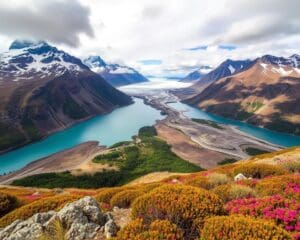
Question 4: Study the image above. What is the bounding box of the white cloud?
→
[0,0,299,77]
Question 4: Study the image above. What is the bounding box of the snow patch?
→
[228,65,235,74]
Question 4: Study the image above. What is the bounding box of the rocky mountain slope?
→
[185,54,300,135]
[0,40,132,152]
[83,56,148,86]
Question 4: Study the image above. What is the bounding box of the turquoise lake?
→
[0,98,163,175]
[169,102,300,148]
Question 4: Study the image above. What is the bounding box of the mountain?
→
[83,56,148,86]
[0,40,132,152]
[190,59,255,92]
[180,66,212,82]
[185,54,300,135]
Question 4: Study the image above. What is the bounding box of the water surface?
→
[169,101,300,147]
[0,98,163,174]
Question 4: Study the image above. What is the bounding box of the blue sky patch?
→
[138,59,162,65]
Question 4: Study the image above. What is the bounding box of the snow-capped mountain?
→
[190,59,255,92]
[0,40,131,152]
[180,66,212,82]
[0,40,89,82]
[185,54,300,135]
[83,56,148,86]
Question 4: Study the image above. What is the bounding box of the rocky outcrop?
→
[0,196,119,240]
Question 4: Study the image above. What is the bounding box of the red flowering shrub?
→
[235,178,258,188]
[201,215,293,240]
[131,185,224,238]
[226,195,300,236]
[114,219,184,240]
[256,174,300,197]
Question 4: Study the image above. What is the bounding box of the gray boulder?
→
[0,196,115,240]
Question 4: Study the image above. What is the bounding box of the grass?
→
[192,118,223,129]
[109,141,132,148]
[245,147,270,156]
[12,126,202,188]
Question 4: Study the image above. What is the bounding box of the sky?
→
[0,0,299,77]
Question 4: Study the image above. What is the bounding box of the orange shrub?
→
[255,174,300,197]
[113,218,183,240]
[186,175,212,189]
[0,192,19,217]
[131,185,224,238]
[94,187,126,204]
[0,195,79,228]
[201,215,293,240]
[110,190,143,208]
[232,163,287,179]
[212,184,256,202]
[136,182,162,193]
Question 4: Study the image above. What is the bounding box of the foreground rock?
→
[0,196,118,240]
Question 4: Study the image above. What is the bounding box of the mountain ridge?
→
[184,54,300,135]
[0,40,132,152]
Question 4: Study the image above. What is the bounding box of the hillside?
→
[0,146,299,239]
[0,40,132,152]
[185,55,300,135]
[83,56,149,86]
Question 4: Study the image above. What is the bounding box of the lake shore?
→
[0,142,107,184]
[130,90,281,164]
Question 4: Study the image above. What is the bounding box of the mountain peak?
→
[84,56,106,68]
[9,40,48,50]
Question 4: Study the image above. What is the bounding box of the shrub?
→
[186,176,212,190]
[94,187,127,204]
[186,173,231,190]
[136,182,162,193]
[131,185,224,238]
[113,218,184,240]
[278,160,300,173]
[235,178,258,188]
[0,192,19,217]
[201,215,293,240]
[110,190,143,208]
[255,174,300,197]
[232,163,287,179]
[207,173,231,187]
[226,195,300,235]
[213,184,256,202]
[0,195,78,228]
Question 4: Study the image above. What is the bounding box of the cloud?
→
[0,0,94,47]
[203,0,300,45]
[0,0,298,78]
